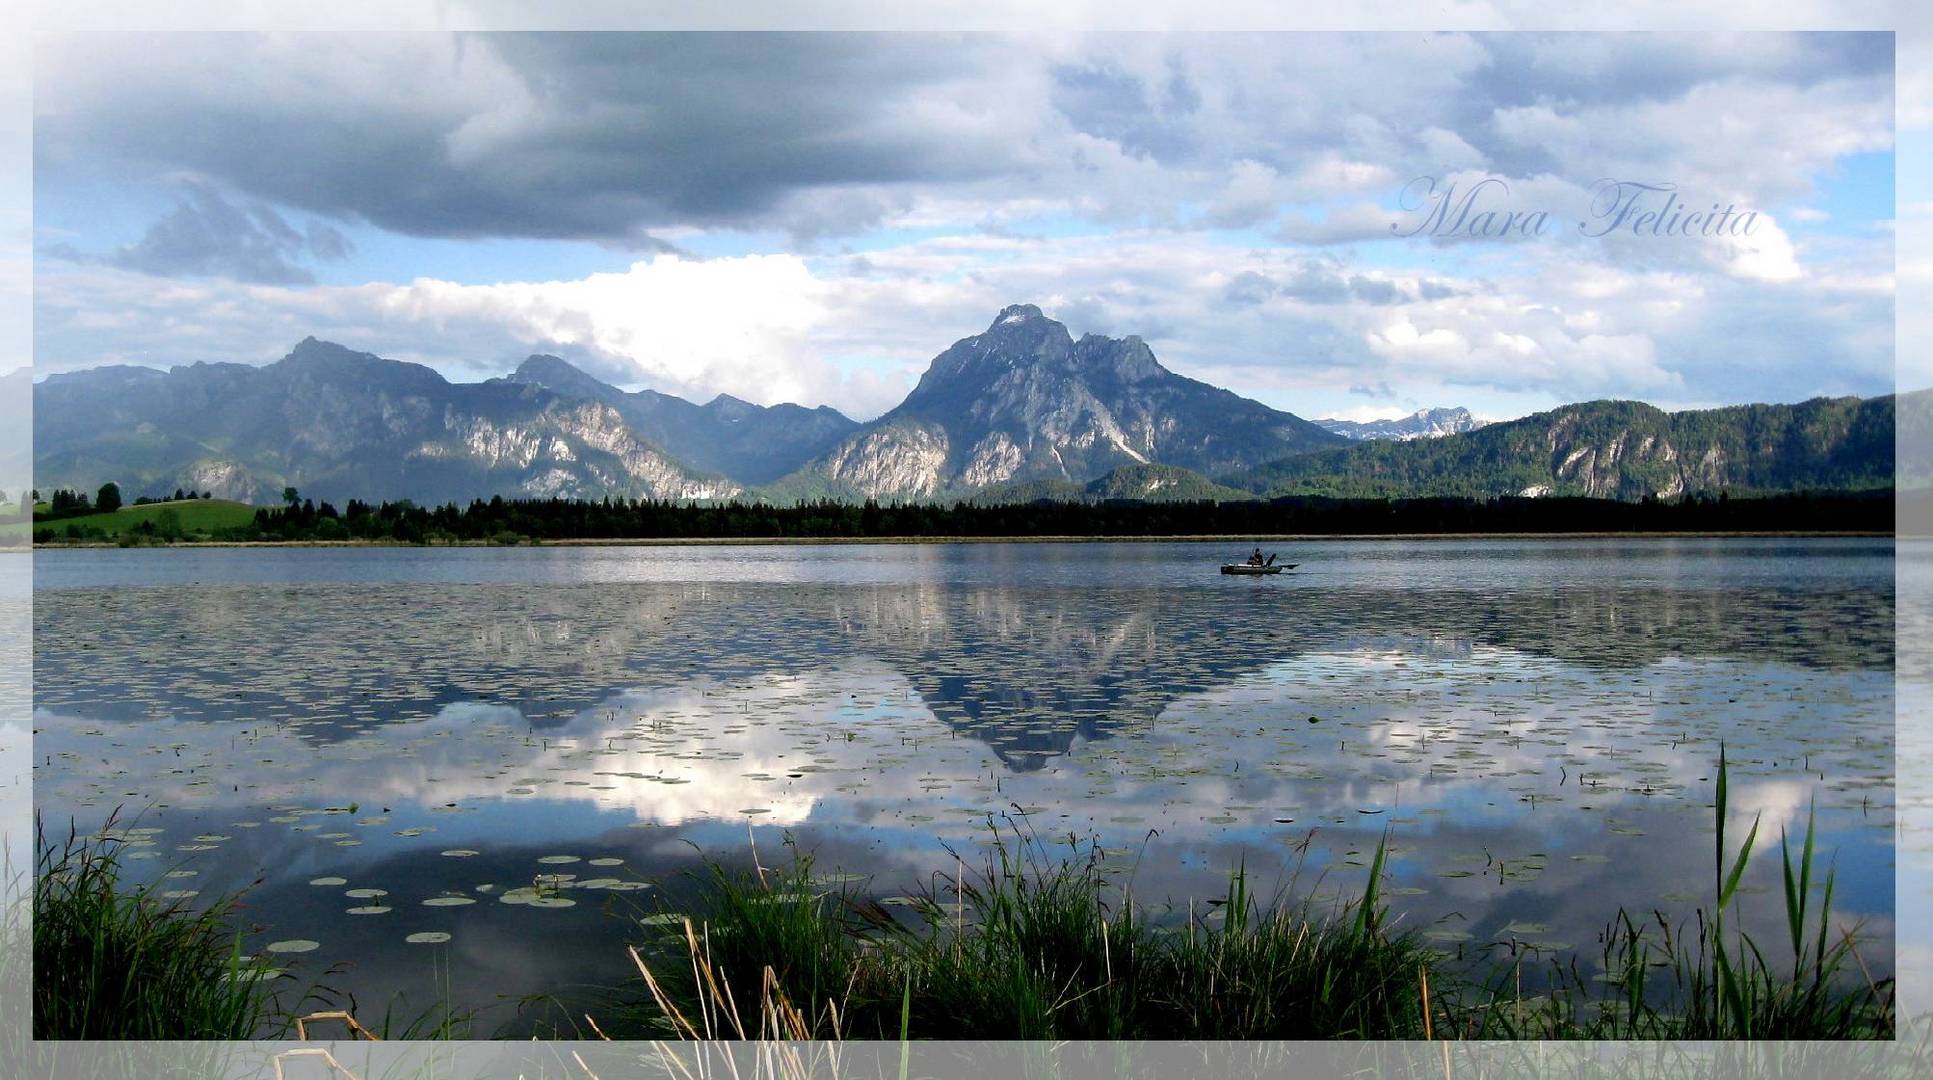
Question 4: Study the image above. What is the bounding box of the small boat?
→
[1221,563,1296,575]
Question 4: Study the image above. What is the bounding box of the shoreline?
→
[22,529,1894,549]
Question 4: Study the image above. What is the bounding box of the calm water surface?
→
[32,539,1896,1034]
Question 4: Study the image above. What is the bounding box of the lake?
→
[31,538,1896,1035]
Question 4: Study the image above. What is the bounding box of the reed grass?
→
[1458,746,1894,1040]
[620,823,1433,1041]
[619,752,1893,1042]
[31,814,277,1040]
[25,746,1895,1043]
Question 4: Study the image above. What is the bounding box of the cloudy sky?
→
[32,30,1895,423]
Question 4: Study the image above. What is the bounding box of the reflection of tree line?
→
[37,578,1891,765]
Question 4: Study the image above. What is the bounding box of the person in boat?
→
[1247,547,1266,566]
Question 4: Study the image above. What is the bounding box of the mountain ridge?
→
[30,309,1901,507]
[1230,395,1896,500]
[34,340,742,505]
[767,304,1345,500]
[1316,407,1488,441]
[503,354,858,484]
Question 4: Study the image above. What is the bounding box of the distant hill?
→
[1315,407,1488,441]
[1230,395,1895,500]
[768,304,1344,501]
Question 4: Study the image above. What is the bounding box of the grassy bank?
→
[614,753,1892,1042]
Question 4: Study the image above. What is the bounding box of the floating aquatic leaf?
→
[265,939,320,954]
[405,932,452,945]
[223,968,284,984]
[812,872,867,885]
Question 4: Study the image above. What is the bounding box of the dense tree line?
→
[76,489,1892,544]
[131,489,215,506]
[33,485,124,521]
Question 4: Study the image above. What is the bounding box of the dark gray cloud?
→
[37,33,1036,245]
[1050,52,1203,163]
[45,183,352,284]
[1452,32,1893,183]
[34,31,1893,248]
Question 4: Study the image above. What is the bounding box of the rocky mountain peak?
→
[283,336,373,364]
[990,303,1047,327]
[788,304,1345,500]
[976,304,1073,350]
[272,337,446,394]
[512,354,619,402]
[1315,405,1490,441]
[515,353,575,377]
[704,393,758,422]
[1075,332,1165,383]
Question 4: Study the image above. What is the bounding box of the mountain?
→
[34,321,1899,510]
[968,463,1251,505]
[1315,407,1488,441]
[770,305,1344,500]
[33,339,741,505]
[1230,396,1894,500]
[1,367,28,499]
[504,355,857,485]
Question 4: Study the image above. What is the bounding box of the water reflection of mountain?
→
[34,575,1890,766]
[828,581,1890,766]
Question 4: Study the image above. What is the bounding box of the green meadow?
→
[34,499,257,540]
